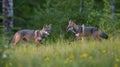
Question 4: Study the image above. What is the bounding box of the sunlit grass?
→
[2,35,120,67]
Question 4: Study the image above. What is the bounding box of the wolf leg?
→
[34,39,43,46]
[71,36,82,42]
[13,34,21,45]
[93,32,100,41]
[70,36,77,41]
[23,38,28,47]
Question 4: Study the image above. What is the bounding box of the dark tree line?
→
[1,0,120,39]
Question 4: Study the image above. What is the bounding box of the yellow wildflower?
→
[80,53,88,58]
[69,54,74,60]
[115,58,120,62]
[114,64,118,67]
[31,46,35,51]
[89,56,93,60]
[64,60,68,64]
[117,42,120,44]
[5,63,9,67]
[110,37,113,42]
[102,50,106,53]
[44,56,50,62]
[64,54,74,64]
[92,41,96,45]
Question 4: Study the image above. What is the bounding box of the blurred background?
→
[1,0,120,40]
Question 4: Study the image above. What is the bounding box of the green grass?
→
[2,36,120,67]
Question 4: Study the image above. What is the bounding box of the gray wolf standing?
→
[66,20,108,41]
[9,24,51,46]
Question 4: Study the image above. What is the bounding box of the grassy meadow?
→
[1,35,120,67]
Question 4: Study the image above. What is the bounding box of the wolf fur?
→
[9,24,51,46]
[66,20,108,41]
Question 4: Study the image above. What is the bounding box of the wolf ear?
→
[69,20,72,24]
[48,24,51,29]
[95,25,99,28]
[45,24,48,27]
[42,24,47,29]
[48,24,51,27]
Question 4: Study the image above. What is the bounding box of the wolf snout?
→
[66,27,70,32]
[66,28,68,32]
[45,31,50,35]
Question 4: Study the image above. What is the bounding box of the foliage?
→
[13,0,120,38]
[0,32,10,67]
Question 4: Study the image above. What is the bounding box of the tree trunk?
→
[2,0,13,36]
[79,0,82,13]
[110,0,115,17]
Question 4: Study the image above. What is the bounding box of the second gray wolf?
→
[66,20,108,41]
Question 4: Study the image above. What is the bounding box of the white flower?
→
[2,53,7,59]
[4,45,8,48]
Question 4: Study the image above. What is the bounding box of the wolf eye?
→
[46,30,50,32]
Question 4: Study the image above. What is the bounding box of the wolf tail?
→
[8,33,18,45]
[99,31,108,39]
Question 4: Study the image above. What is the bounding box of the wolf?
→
[66,20,108,41]
[9,24,51,46]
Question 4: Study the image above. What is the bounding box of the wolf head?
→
[41,24,51,36]
[66,20,76,32]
